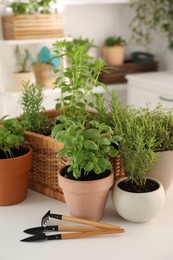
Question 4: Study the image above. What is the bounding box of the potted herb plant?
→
[52,115,122,221]
[1,0,64,40]
[109,92,165,222]
[101,36,126,66]
[18,81,65,202]
[13,45,33,91]
[0,117,32,206]
[32,46,60,88]
[52,39,106,119]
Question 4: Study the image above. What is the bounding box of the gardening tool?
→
[21,228,124,242]
[24,225,101,235]
[41,210,124,231]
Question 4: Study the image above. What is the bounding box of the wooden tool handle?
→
[62,215,124,231]
[61,228,124,240]
[59,225,101,232]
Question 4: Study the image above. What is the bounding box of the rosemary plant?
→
[19,81,49,134]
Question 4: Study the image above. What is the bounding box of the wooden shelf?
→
[0,37,72,45]
[61,0,130,5]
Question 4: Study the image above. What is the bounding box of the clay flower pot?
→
[0,145,32,206]
[32,63,56,88]
[101,45,125,66]
[58,167,114,221]
[147,151,173,191]
[112,177,165,223]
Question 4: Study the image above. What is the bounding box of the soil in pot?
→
[0,146,29,159]
[61,165,110,181]
[118,178,159,193]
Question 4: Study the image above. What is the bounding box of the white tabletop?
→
[0,183,173,260]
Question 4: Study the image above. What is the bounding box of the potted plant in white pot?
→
[13,45,33,91]
[51,115,122,221]
[101,36,126,66]
[0,117,32,206]
[110,93,165,223]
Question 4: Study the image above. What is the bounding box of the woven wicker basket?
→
[25,109,124,202]
[25,109,67,202]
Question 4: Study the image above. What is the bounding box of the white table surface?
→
[0,182,173,260]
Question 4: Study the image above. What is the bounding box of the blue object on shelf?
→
[38,47,60,68]
[132,52,154,62]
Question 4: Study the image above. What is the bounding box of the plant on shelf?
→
[101,36,126,66]
[52,39,106,120]
[13,45,33,91]
[109,92,167,222]
[51,114,122,220]
[130,0,173,50]
[19,81,50,135]
[0,117,32,206]
[1,0,64,40]
[8,0,53,14]
[32,46,60,88]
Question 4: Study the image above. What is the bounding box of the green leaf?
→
[51,124,64,137]
[83,140,98,150]
[99,137,111,146]
[84,162,94,172]
[84,128,99,139]
[108,147,118,157]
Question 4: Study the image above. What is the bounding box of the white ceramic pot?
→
[112,178,165,223]
[147,151,173,191]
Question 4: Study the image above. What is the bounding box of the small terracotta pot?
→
[101,45,125,66]
[32,63,55,88]
[58,168,114,221]
[0,145,32,206]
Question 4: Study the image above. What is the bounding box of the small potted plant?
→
[101,36,126,66]
[32,46,60,88]
[13,45,33,91]
[0,117,32,206]
[52,115,122,221]
[1,0,64,40]
[109,93,166,222]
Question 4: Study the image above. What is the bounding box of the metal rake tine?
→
[41,210,51,226]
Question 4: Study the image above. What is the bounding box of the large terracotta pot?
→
[0,145,32,206]
[58,168,114,221]
[112,177,165,223]
[101,45,125,66]
[147,151,173,191]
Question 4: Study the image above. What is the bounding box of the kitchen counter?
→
[0,183,173,260]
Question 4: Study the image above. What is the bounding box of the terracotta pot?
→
[147,151,173,191]
[0,145,32,206]
[58,168,114,221]
[112,177,165,223]
[32,63,56,88]
[101,45,125,66]
[13,72,33,91]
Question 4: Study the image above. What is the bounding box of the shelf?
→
[0,37,72,45]
[61,0,130,4]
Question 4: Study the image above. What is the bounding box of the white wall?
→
[63,4,173,71]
